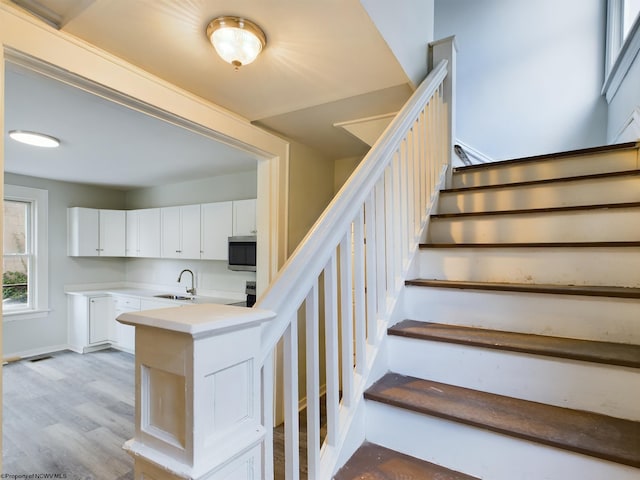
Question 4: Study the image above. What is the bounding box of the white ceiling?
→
[5,0,414,189]
[4,63,259,190]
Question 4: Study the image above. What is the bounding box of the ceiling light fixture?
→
[206,16,266,70]
[8,130,60,148]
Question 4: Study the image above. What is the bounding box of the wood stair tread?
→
[420,241,640,248]
[452,142,639,173]
[333,442,479,480]
[405,279,640,299]
[430,201,640,219]
[443,169,640,194]
[389,320,640,368]
[365,373,640,468]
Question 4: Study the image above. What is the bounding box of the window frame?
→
[3,184,49,321]
[603,0,640,101]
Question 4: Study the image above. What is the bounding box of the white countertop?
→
[65,286,243,307]
[118,303,275,336]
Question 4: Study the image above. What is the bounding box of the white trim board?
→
[603,11,640,103]
[454,140,493,166]
[613,106,640,142]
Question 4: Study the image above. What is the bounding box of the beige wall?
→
[287,141,336,256]
[334,155,365,193]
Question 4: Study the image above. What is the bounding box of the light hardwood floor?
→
[3,349,135,479]
[3,349,322,479]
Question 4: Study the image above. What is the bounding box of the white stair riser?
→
[440,175,640,214]
[453,150,639,188]
[428,208,640,243]
[418,247,640,287]
[388,337,640,420]
[403,287,640,344]
[366,401,640,480]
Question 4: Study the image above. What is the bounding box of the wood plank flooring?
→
[3,349,317,479]
[3,349,135,479]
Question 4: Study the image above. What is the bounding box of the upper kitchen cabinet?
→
[201,201,232,260]
[161,204,201,259]
[126,208,161,258]
[232,199,257,236]
[68,207,126,257]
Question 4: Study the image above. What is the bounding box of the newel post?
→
[429,36,457,188]
[117,304,275,480]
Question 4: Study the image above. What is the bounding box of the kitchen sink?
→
[154,293,194,301]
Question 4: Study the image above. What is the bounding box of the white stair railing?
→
[258,37,457,480]
[118,37,456,480]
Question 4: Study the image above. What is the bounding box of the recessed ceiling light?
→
[8,130,60,148]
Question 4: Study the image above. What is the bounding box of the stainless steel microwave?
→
[228,236,257,271]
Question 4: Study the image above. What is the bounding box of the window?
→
[3,185,48,319]
[606,0,640,73]
[604,0,640,100]
[623,0,640,39]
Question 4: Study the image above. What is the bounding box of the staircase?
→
[335,142,640,479]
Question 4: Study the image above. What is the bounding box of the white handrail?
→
[257,60,448,351]
[256,38,456,479]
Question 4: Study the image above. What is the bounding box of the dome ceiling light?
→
[206,16,266,70]
[9,130,60,148]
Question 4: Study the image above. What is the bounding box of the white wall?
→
[435,0,608,160]
[3,173,127,357]
[125,170,257,208]
[361,0,435,87]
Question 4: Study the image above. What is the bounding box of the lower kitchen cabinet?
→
[68,294,114,353]
[112,295,141,353]
[69,292,190,354]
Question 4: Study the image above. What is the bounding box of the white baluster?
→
[324,253,340,447]
[262,354,275,480]
[365,193,378,346]
[283,317,299,480]
[339,234,355,406]
[305,285,321,479]
[353,209,366,372]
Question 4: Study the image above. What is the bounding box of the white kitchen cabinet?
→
[113,295,141,353]
[89,296,112,344]
[126,208,161,258]
[161,204,201,259]
[68,294,113,353]
[68,207,126,257]
[201,201,233,260]
[232,199,257,236]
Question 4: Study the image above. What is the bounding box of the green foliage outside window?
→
[3,270,28,302]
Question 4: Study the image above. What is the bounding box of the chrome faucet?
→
[177,269,196,296]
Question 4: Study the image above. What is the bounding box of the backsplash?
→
[125,257,256,298]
